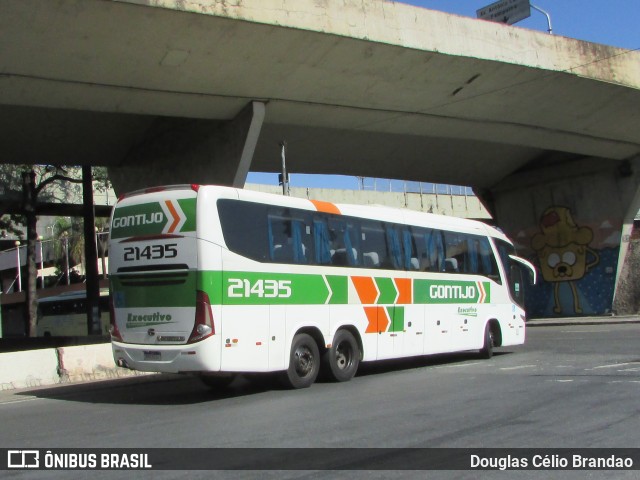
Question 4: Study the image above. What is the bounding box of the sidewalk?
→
[527,315,640,327]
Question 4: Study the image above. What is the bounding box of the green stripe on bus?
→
[111,198,196,239]
[178,198,197,233]
[326,275,348,304]
[413,280,490,304]
[110,272,197,308]
[204,272,490,306]
[387,306,405,332]
[375,277,397,304]
[211,271,332,305]
[118,270,494,308]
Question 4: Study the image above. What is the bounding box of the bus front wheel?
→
[282,333,320,389]
[323,329,360,382]
[479,323,495,359]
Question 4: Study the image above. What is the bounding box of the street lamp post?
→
[14,240,21,292]
[38,235,44,289]
[63,234,70,285]
[531,3,553,34]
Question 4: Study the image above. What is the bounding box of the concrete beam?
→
[109,101,265,195]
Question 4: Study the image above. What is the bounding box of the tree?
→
[0,164,110,337]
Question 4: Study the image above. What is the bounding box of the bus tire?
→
[282,333,320,389]
[479,323,494,359]
[323,329,360,382]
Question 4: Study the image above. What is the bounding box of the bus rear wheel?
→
[282,333,320,389]
[323,329,360,382]
[479,323,495,359]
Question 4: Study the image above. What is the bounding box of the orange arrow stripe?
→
[165,200,181,233]
[394,278,412,304]
[477,281,486,303]
[364,307,378,333]
[364,306,389,333]
[352,276,378,304]
[310,199,341,215]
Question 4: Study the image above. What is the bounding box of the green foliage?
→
[0,164,110,237]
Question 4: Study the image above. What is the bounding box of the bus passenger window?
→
[444,232,468,273]
[268,215,309,264]
[384,225,403,270]
[360,221,387,269]
[328,218,359,267]
[424,229,445,272]
[313,218,332,265]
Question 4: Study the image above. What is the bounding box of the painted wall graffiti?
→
[531,207,599,314]
[521,206,619,317]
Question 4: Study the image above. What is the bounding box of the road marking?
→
[559,330,611,334]
[0,396,37,405]
[587,362,634,370]
[499,365,536,371]
[555,379,574,383]
[435,362,482,369]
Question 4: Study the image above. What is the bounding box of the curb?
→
[0,343,138,391]
[527,317,640,327]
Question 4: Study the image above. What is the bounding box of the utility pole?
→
[280,141,290,196]
[82,165,101,335]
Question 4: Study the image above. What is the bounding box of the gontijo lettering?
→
[112,212,164,229]
[430,284,476,299]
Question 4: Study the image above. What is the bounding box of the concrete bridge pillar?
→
[108,101,265,195]
[490,156,640,318]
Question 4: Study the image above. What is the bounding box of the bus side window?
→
[327,218,358,267]
[444,232,467,273]
[360,220,387,269]
[268,213,310,265]
[509,262,525,307]
[424,229,445,272]
[384,224,403,270]
[313,217,332,265]
[402,228,419,271]
[218,199,270,262]
[479,237,501,283]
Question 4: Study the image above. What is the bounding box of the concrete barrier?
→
[0,348,59,390]
[0,343,144,390]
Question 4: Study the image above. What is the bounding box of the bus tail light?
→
[189,290,215,343]
[109,295,123,342]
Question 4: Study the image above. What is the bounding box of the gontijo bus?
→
[108,185,536,389]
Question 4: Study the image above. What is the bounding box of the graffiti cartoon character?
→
[531,206,599,314]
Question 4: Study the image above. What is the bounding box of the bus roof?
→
[38,288,110,304]
[116,184,509,244]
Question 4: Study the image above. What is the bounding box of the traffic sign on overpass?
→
[477,0,531,25]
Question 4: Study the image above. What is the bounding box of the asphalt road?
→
[2,323,639,479]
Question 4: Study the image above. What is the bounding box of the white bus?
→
[37,289,110,337]
[108,185,535,388]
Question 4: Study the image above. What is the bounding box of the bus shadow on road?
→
[15,373,278,406]
[18,351,513,406]
[353,350,512,378]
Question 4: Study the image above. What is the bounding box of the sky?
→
[247,0,639,191]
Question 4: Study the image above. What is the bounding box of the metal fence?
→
[357,178,474,196]
[0,231,109,293]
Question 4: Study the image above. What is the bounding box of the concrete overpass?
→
[1,0,640,317]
